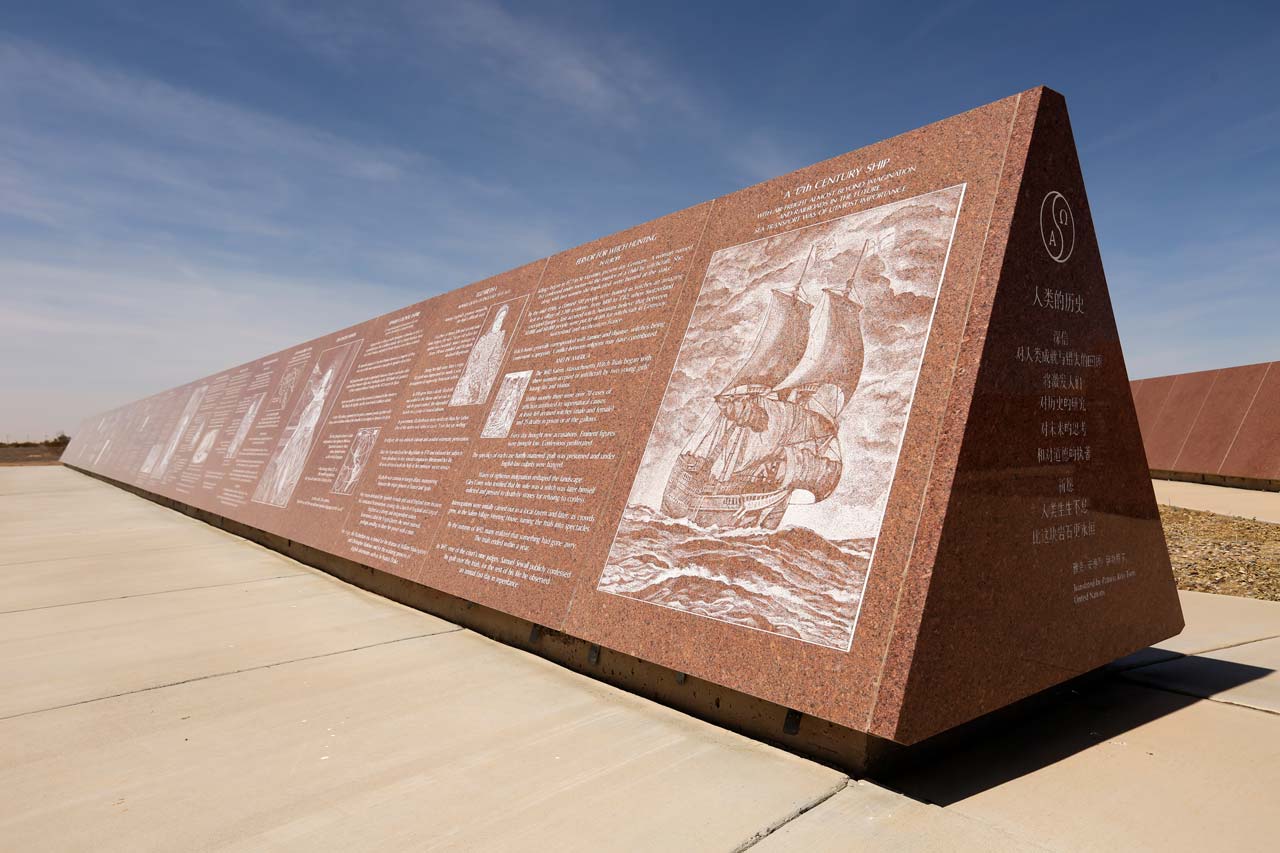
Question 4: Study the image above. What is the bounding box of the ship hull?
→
[662,455,791,530]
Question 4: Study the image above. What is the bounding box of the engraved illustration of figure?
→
[153,385,207,479]
[480,370,533,438]
[253,367,334,507]
[224,393,263,460]
[139,443,163,475]
[191,429,219,465]
[331,426,379,495]
[269,366,301,411]
[449,303,511,406]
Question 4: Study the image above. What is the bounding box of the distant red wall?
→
[1131,361,1280,486]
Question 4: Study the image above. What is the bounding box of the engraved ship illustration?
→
[661,243,868,530]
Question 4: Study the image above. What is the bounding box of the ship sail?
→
[718,398,835,475]
[776,289,865,417]
[778,445,842,502]
[720,289,811,394]
[661,240,869,531]
[768,397,835,445]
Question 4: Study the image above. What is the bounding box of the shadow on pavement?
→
[871,655,1271,806]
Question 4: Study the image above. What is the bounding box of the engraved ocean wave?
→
[599,506,872,650]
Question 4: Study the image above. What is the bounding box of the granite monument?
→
[64,87,1183,744]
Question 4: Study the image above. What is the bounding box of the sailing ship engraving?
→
[662,243,868,530]
[598,186,966,650]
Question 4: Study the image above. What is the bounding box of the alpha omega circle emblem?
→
[1039,191,1075,263]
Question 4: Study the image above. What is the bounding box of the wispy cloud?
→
[257,0,701,129]
[1108,223,1280,378]
[4,2,1276,443]
[0,35,572,271]
[0,37,442,259]
[0,40,413,177]
[727,130,811,184]
[0,249,415,438]
[429,0,699,126]
[1083,31,1280,157]
[0,34,569,436]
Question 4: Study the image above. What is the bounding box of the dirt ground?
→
[1160,504,1280,602]
[0,445,65,466]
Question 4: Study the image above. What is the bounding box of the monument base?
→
[1151,468,1280,493]
[64,460,1124,775]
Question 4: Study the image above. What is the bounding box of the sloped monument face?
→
[63,87,1183,744]
[1132,361,1280,487]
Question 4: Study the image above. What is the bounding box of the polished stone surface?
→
[61,87,1180,743]
[1168,363,1269,475]
[1221,363,1280,480]
[1132,361,1279,482]
[1143,370,1218,470]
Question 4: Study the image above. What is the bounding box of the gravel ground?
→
[1160,504,1280,602]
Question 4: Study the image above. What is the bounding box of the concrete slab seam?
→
[0,572,310,615]
[1117,680,1280,718]
[0,540,251,570]
[0,628,462,723]
[733,778,852,851]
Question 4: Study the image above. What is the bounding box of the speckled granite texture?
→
[64,87,1182,743]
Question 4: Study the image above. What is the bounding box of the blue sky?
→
[2,1,1277,438]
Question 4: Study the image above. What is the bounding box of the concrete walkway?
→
[1152,477,1280,523]
[2,466,1278,851]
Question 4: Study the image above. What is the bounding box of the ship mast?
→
[844,239,870,299]
[793,244,819,298]
[773,239,868,425]
[707,242,825,482]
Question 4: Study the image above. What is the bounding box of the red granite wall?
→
[61,87,1183,743]
[1131,362,1280,488]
